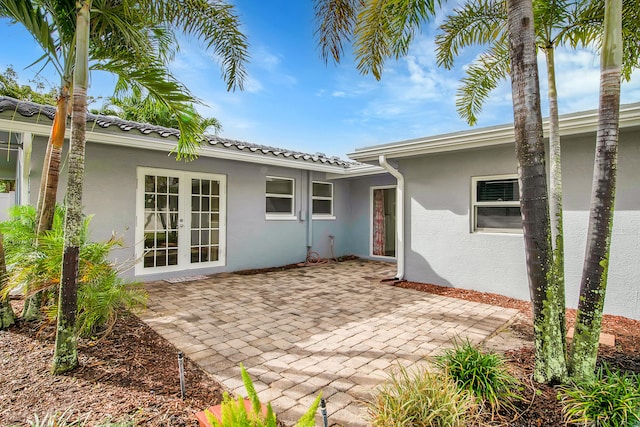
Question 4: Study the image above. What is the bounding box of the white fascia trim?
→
[349,103,640,162]
[326,163,387,180]
[0,118,349,174]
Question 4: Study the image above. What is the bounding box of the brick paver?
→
[140,260,518,426]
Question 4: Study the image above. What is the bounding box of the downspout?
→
[19,132,32,206]
[378,155,404,280]
[306,170,313,260]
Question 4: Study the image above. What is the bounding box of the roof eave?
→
[349,103,640,162]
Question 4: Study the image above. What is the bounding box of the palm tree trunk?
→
[506,0,566,384]
[37,85,70,235]
[568,0,622,382]
[52,0,91,375]
[0,232,16,329]
[544,45,567,355]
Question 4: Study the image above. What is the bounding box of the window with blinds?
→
[471,175,522,232]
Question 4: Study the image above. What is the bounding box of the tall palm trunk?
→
[506,0,566,384]
[52,0,91,374]
[0,232,16,329]
[544,45,567,354]
[569,0,622,382]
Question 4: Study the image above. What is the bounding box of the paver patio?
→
[140,260,519,426]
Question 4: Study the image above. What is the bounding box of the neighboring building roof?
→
[0,96,366,172]
[349,102,640,162]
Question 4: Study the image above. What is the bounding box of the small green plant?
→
[0,205,147,338]
[368,364,476,427]
[205,364,321,427]
[435,339,521,413]
[559,364,640,427]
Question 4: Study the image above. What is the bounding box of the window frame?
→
[265,176,296,220]
[312,181,335,220]
[471,174,522,234]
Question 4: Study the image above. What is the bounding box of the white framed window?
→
[266,176,296,220]
[312,181,334,219]
[471,175,522,233]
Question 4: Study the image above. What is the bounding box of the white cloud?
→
[332,91,346,97]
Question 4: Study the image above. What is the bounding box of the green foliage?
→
[558,364,640,427]
[92,90,222,135]
[0,67,58,105]
[205,364,321,427]
[0,205,146,338]
[368,364,476,427]
[435,339,521,413]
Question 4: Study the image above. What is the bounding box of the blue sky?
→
[2,1,640,159]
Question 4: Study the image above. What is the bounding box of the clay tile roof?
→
[0,96,355,168]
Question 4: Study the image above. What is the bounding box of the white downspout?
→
[378,155,404,280]
[19,132,32,206]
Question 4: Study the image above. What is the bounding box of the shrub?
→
[435,339,521,413]
[368,364,476,427]
[559,364,640,427]
[0,205,146,337]
[205,364,321,427]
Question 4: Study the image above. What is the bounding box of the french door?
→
[135,167,226,274]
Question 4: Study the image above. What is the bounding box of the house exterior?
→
[349,104,640,321]
[0,96,638,319]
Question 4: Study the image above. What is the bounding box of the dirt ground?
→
[1,273,639,426]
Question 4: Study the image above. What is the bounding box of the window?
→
[471,175,521,232]
[266,176,295,218]
[312,181,334,218]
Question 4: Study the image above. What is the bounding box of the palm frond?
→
[140,0,249,91]
[0,0,63,75]
[354,0,441,79]
[315,0,363,64]
[93,59,203,159]
[456,43,510,126]
[436,0,507,69]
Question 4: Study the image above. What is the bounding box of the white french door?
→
[135,167,226,275]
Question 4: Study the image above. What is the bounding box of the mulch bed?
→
[1,300,223,426]
[1,273,639,426]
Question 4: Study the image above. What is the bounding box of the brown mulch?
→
[1,274,639,427]
[1,300,224,426]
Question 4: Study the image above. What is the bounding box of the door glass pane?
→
[142,174,179,269]
[145,175,155,192]
[157,176,167,193]
[191,179,222,264]
[192,179,200,195]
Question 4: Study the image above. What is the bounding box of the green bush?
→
[368,364,476,427]
[0,205,146,337]
[206,364,321,427]
[559,364,640,427]
[435,339,521,413]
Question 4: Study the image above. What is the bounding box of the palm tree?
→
[52,0,91,374]
[93,91,223,135]
[1,0,248,235]
[568,0,622,381]
[1,0,248,323]
[315,0,563,384]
